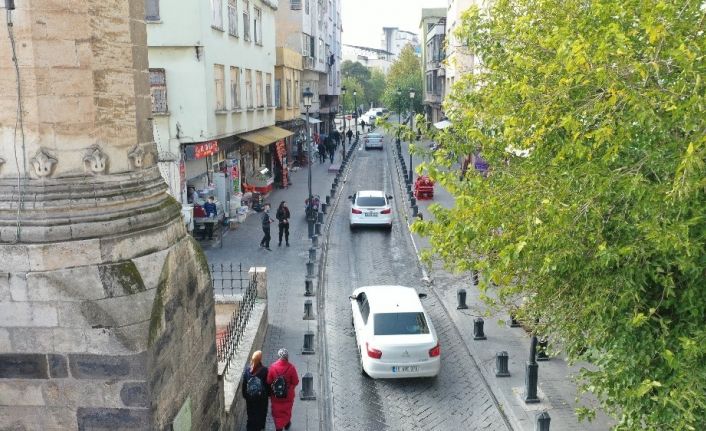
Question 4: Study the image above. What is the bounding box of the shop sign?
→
[194,141,219,159]
[179,159,186,190]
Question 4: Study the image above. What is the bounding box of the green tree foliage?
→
[342,60,387,107]
[341,76,365,113]
[341,60,371,83]
[367,69,387,107]
[415,1,706,429]
[382,45,424,113]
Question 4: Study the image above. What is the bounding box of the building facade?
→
[420,9,447,123]
[274,47,303,179]
[342,44,393,74]
[147,0,290,208]
[445,0,483,102]
[381,27,421,59]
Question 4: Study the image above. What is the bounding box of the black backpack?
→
[246,375,265,399]
[271,374,288,399]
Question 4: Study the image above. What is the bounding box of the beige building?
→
[274,47,304,176]
[420,8,447,123]
[445,0,485,102]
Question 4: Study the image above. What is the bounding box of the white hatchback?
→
[348,190,393,230]
[364,133,384,150]
[350,285,441,379]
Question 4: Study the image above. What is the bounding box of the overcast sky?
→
[341,0,447,48]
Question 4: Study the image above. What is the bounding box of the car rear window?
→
[374,312,429,335]
[356,196,386,206]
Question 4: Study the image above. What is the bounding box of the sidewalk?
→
[395,136,614,431]
[204,154,339,431]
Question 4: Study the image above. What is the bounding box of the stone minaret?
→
[0,1,221,429]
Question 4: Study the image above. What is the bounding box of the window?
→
[294,80,299,106]
[253,7,262,44]
[243,0,250,40]
[211,0,223,30]
[374,312,430,336]
[230,67,240,109]
[318,38,324,63]
[286,79,292,107]
[214,65,225,110]
[145,0,160,21]
[275,79,281,108]
[149,69,167,113]
[290,0,302,10]
[356,294,369,324]
[256,71,263,107]
[265,73,272,106]
[245,69,253,108]
[302,33,311,57]
[355,196,387,207]
[228,0,238,36]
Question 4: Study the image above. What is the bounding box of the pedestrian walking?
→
[267,348,299,431]
[242,350,269,431]
[201,196,217,240]
[259,203,274,250]
[276,201,290,247]
[360,119,366,132]
[326,135,335,163]
[317,141,326,164]
[332,129,341,149]
[346,128,353,146]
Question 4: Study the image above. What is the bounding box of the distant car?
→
[364,133,384,150]
[350,285,441,379]
[348,190,393,230]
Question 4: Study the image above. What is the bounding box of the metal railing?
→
[216,276,259,374]
[211,263,249,296]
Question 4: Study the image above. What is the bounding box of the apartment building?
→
[381,27,421,59]
[420,8,447,123]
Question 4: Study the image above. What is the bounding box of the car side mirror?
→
[418,293,427,299]
[387,195,393,200]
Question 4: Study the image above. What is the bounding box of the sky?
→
[341,0,447,48]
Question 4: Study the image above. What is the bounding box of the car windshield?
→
[356,196,386,207]
[374,312,429,335]
[367,134,382,139]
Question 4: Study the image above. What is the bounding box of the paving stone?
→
[48,354,68,378]
[68,352,146,380]
[120,382,148,407]
[0,353,49,379]
[76,407,149,430]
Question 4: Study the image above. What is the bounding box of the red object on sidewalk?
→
[414,175,435,200]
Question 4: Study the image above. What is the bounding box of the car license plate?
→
[392,366,419,373]
[364,212,377,217]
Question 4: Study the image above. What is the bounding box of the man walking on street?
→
[317,140,326,164]
[259,203,273,250]
[326,135,335,163]
[276,201,290,247]
[346,128,353,146]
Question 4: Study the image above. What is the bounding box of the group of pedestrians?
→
[242,348,300,431]
[259,201,290,250]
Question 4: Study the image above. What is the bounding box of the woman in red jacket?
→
[266,348,299,431]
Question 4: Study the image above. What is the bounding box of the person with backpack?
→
[241,350,269,431]
[267,348,299,431]
[276,201,290,247]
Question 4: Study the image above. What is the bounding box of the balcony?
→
[424,92,442,105]
[302,56,315,70]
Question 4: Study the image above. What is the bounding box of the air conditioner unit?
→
[303,56,315,69]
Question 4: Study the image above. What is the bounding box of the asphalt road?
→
[320,137,511,431]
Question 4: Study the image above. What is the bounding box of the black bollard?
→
[315,222,321,235]
[410,196,417,207]
[304,279,314,297]
[524,336,540,403]
[325,195,331,205]
[306,261,315,278]
[333,178,338,188]
[330,187,335,198]
[411,204,418,218]
[299,372,316,400]
[311,235,319,248]
[307,219,314,239]
[309,247,316,261]
[322,202,327,214]
[537,337,549,361]
[303,300,315,320]
[456,289,469,309]
[509,312,521,327]
[317,211,324,224]
[495,351,511,377]
[535,411,551,431]
[302,331,315,354]
[473,317,487,340]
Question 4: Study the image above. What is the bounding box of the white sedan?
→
[348,190,393,230]
[350,285,441,379]
[364,133,384,150]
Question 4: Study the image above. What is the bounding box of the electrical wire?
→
[6,8,27,244]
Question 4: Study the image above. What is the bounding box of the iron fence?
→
[211,263,249,296]
[216,275,259,374]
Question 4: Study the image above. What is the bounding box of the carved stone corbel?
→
[31,148,58,178]
[83,145,108,174]
[127,144,145,170]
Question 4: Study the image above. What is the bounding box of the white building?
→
[445,0,485,95]
[147,0,289,206]
[342,44,393,74]
[381,27,421,59]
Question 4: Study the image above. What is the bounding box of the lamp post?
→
[396,87,402,145]
[303,87,315,237]
[353,89,358,138]
[408,89,416,183]
[341,86,347,154]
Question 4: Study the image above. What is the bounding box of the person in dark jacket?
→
[201,196,217,240]
[326,135,335,163]
[276,201,290,247]
[346,128,353,146]
[242,350,269,431]
[259,203,273,250]
[317,141,326,163]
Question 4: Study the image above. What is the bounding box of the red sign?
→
[194,141,219,159]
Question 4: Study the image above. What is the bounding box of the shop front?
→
[236,125,294,195]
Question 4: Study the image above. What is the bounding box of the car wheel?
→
[357,347,369,377]
[349,223,355,231]
[385,224,392,232]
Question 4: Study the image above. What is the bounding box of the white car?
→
[350,285,441,379]
[364,133,384,150]
[348,190,393,230]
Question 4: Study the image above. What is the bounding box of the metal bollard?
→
[473,317,487,340]
[315,222,321,235]
[333,178,338,188]
[311,235,319,248]
[495,351,511,377]
[299,372,316,400]
[535,411,550,431]
[325,195,331,205]
[456,289,469,309]
[524,336,540,403]
[509,312,522,327]
[302,331,315,354]
[308,247,316,261]
[303,300,315,320]
[537,337,549,361]
[304,279,314,297]
[410,196,417,207]
[330,187,335,198]
[306,261,315,278]
[411,204,418,218]
[317,211,324,224]
[322,203,327,214]
[307,219,314,239]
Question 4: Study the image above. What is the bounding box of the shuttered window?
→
[149,69,167,113]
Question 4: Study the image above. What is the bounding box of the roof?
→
[360,285,423,314]
[238,126,293,147]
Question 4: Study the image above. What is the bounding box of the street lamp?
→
[353,89,358,138]
[408,89,416,183]
[303,87,315,237]
[341,86,347,154]
[396,87,402,145]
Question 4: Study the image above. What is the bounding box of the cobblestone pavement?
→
[321,142,511,431]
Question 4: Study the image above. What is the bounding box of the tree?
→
[341,76,365,113]
[367,69,387,107]
[415,1,706,430]
[341,60,371,83]
[382,45,423,113]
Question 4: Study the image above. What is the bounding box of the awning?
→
[433,119,452,130]
[238,126,294,147]
[301,116,322,124]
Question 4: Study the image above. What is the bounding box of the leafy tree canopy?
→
[415,1,706,429]
[382,45,424,113]
[341,76,365,113]
[341,60,371,83]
